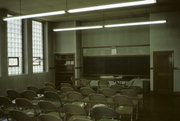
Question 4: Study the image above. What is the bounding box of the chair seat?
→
[115,106,133,115]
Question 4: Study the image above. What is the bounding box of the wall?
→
[53,21,76,53]
[53,21,82,78]
[81,17,150,56]
[150,12,180,92]
[0,10,54,95]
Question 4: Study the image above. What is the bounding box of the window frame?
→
[32,20,45,73]
[7,14,24,75]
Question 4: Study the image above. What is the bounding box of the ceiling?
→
[0,0,179,22]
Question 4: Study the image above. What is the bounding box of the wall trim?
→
[83,44,150,49]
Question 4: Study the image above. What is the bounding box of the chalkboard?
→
[83,55,150,76]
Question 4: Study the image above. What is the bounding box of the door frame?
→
[153,50,174,94]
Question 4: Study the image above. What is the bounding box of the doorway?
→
[153,51,173,94]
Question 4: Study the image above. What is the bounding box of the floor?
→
[137,94,180,121]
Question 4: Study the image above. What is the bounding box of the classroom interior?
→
[0,0,180,121]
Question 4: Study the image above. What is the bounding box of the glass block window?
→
[7,15,23,75]
[32,20,44,73]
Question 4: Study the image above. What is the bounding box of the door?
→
[153,51,173,94]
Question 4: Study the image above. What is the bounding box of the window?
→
[7,15,23,75]
[32,20,44,73]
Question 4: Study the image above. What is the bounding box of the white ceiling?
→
[0,0,179,22]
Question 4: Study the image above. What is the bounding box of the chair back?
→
[10,110,35,121]
[113,95,133,106]
[15,98,34,109]
[7,89,21,100]
[100,88,116,97]
[38,101,58,113]
[39,114,63,121]
[60,83,72,87]
[98,80,109,88]
[121,89,138,97]
[43,86,57,93]
[63,103,86,116]
[27,86,39,94]
[80,79,91,87]
[21,90,37,100]
[0,96,12,107]
[66,91,83,101]
[45,82,55,88]
[61,87,74,93]
[90,105,118,120]
[89,93,107,104]
[80,87,95,97]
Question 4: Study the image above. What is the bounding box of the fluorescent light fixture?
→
[53,26,103,32]
[104,20,167,28]
[3,10,66,21]
[68,0,156,13]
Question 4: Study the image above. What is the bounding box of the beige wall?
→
[53,21,76,54]
[150,12,180,92]
[81,17,150,56]
[0,10,54,95]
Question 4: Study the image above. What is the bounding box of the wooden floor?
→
[137,94,180,121]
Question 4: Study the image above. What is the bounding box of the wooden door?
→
[153,51,173,94]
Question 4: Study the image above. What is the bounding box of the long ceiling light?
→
[53,25,103,32]
[3,0,156,21]
[3,10,66,21]
[53,20,166,32]
[104,20,167,28]
[68,0,156,13]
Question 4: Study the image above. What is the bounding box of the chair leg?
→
[131,114,133,121]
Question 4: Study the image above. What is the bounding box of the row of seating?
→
[0,81,143,121]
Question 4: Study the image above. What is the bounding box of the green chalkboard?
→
[83,55,150,76]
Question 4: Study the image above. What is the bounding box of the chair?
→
[15,98,38,116]
[0,96,14,120]
[110,85,123,93]
[45,82,55,88]
[80,87,95,97]
[98,80,109,88]
[66,91,83,102]
[21,90,37,100]
[6,89,21,100]
[42,86,57,93]
[39,114,63,121]
[69,118,92,121]
[63,103,88,121]
[99,88,117,105]
[89,93,107,105]
[44,91,63,107]
[38,100,62,118]
[80,79,91,87]
[60,83,72,87]
[90,104,118,121]
[61,87,74,93]
[27,86,40,94]
[65,91,86,108]
[10,110,36,121]
[99,88,116,97]
[120,89,141,120]
[113,95,134,121]
[0,96,13,108]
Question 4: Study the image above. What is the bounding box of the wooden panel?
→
[83,55,150,77]
[54,53,75,88]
